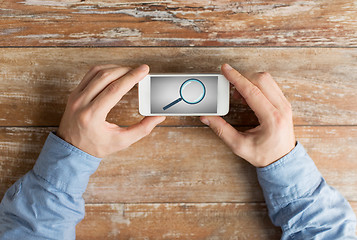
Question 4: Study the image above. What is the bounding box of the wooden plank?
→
[1,0,356,46]
[1,47,356,126]
[76,203,281,240]
[1,126,356,203]
[77,202,357,239]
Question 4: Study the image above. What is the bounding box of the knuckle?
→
[257,72,272,80]
[125,70,136,79]
[245,85,262,99]
[271,110,284,127]
[214,121,228,138]
[106,81,120,93]
[216,127,224,138]
[78,110,91,127]
[97,69,112,79]
[67,92,82,111]
[124,66,132,72]
[90,65,102,73]
[69,98,81,111]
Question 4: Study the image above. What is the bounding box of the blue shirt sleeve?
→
[257,142,357,239]
[0,132,101,240]
[1,134,356,240]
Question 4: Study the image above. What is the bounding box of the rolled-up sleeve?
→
[0,132,101,240]
[257,142,357,239]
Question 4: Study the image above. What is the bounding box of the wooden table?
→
[1,1,356,239]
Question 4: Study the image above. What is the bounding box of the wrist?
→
[263,141,297,168]
[33,132,102,194]
[256,142,322,208]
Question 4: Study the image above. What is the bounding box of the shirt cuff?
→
[33,132,102,195]
[256,141,322,209]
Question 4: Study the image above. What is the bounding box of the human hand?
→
[200,64,296,167]
[57,64,165,158]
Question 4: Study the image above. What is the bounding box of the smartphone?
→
[139,74,230,116]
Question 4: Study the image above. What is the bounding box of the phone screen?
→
[150,76,218,114]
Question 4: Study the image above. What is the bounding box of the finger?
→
[120,116,166,147]
[200,116,245,154]
[91,64,150,118]
[80,66,132,105]
[221,64,275,122]
[74,64,121,93]
[246,72,290,111]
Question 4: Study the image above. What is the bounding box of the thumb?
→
[200,116,244,154]
[121,116,166,145]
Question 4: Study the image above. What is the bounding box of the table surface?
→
[1,1,356,239]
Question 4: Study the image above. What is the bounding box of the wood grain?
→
[1,126,356,203]
[1,47,356,126]
[1,0,356,238]
[1,0,356,46]
[76,203,281,240]
[77,202,357,239]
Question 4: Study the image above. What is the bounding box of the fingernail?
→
[138,64,149,72]
[200,118,209,126]
[223,64,233,71]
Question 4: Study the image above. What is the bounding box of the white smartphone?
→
[139,74,230,116]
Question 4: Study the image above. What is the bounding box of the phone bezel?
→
[139,74,230,116]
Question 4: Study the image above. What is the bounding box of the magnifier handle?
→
[163,97,182,110]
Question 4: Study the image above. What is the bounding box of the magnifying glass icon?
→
[163,78,206,110]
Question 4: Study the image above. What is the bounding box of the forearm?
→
[0,64,162,240]
[257,142,357,239]
[0,133,101,240]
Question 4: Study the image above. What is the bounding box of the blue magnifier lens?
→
[163,78,206,110]
[180,79,206,104]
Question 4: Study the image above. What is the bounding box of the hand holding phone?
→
[201,64,296,168]
[139,74,230,116]
[57,64,165,158]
